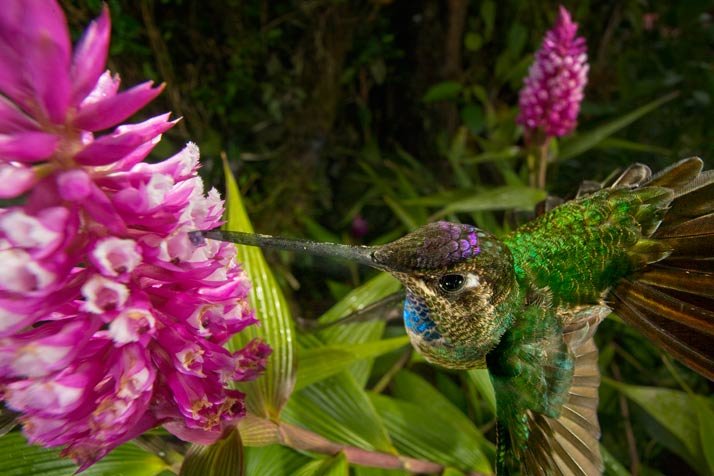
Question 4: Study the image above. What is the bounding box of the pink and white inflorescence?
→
[0,1,270,469]
[517,6,589,139]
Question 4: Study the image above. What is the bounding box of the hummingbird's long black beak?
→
[190,229,385,270]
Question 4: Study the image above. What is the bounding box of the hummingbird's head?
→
[372,221,520,369]
[195,221,520,370]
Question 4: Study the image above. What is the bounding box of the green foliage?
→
[180,430,244,476]
[0,433,169,476]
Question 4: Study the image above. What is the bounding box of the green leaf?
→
[480,0,495,40]
[237,413,280,446]
[315,272,402,386]
[222,157,296,419]
[422,81,463,102]
[293,452,348,476]
[460,104,485,135]
[595,137,671,156]
[694,396,714,474]
[353,467,410,476]
[283,372,395,453]
[369,392,492,474]
[608,380,712,473]
[559,92,678,160]
[391,371,494,463]
[0,432,169,476]
[383,195,418,231]
[296,336,410,390]
[421,186,546,218]
[462,146,520,164]
[442,469,466,476]
[180,429,243,476]
[464,33,483,52]
[600,445,630,476]
[465,368,497,415]
[244,444,310,476]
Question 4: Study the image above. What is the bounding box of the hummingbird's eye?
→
[438,274,465,293]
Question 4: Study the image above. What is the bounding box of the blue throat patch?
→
[403,292,441,341]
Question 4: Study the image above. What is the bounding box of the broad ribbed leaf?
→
[694,396,714,474]
[611,381,712,474]
[294,452,349,476]
[0,432,168,476]
[353,467,409,476]
[559,91,678,160]
[222,158,296,419]
[283,372,395,453]
[391,371,493,466]
[244,445,310,476]
[180,429,243,476]
[442,469,466,476]
[315,273,402,386]
[369,389,493,474]
[465,368,496,415]
[237,413,280,446]
[296,336,410,390]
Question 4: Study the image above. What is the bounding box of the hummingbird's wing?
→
[505,157,714,380]
[490,303,605,475]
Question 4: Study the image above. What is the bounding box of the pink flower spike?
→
[81,70,121,107]
[0,132,59,162]
[0,207,66,252]
[18,0,72,124]
[517,5,588,139]
[0,3,267,469]
[90,237,142,277]
[6,370,91,416]
[70,6,111,105]
[0,95,40,133]
[74,81,166,131]
[108,307,155,345]
[0,163,37,198]
[81,275,129,314]
[57,169,93,201]
[0,249,56,294]
[1,318,98,378]
[73,113,177,165]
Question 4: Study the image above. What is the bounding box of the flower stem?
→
[537,138,551,190]
[276,419,489,475]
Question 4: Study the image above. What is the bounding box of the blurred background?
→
[61,1,714,474]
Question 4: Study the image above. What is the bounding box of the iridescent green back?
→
[504,186,672,305]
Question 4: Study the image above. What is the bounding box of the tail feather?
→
[646,157,703,189]
[612,283,714,380]
[638,265,714,299]
[607,157,714,380]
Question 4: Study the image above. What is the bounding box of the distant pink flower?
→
[517,6,589,139]
[0,1,269,471]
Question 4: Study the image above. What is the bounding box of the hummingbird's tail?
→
[609,157,714,380]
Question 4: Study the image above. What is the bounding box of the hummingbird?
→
[191,157,713,475]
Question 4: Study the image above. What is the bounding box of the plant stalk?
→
[276,419,489,475]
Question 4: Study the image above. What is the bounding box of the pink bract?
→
[517,6,589,139]
[0,1,270,470]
